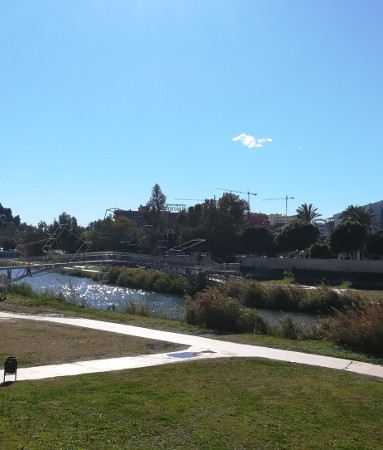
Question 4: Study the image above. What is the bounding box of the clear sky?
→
[1,0,382,226]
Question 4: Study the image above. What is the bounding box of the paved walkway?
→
[1,311,383,382]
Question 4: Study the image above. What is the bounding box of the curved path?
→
[1,311,383,382]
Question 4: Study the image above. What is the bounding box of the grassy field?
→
[1,292,383,448]
[1,358,383,449]
[0,318,182,367]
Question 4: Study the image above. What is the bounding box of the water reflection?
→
[3,269,319,325]
[9,270,185,319]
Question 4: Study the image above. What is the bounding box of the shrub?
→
[243,283,269,309]
[266,286,300,311]
[186,288,242,332]
[102,267,189,295]
[106,267,121,284]
[220,280,360,316]
[236,309,269,334]
[222,280,246,300]
[278,315,300,339]
[186,288,270,333]
[322,301,383,356]
[120,299,151,316]
[9,283,34,297]
[303,286,355,314]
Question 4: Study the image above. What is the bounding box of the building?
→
[267,214,296,228]
[313,218,333,236]
[114,207,146,226]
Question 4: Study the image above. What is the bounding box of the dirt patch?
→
[0,319,184,367]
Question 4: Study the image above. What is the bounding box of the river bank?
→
[5,266,383,359]
[1,287,382,366]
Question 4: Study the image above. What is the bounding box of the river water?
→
[11,271,185,319]
[6,270,318,325]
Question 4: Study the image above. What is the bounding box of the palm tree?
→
[296,203,321,224]
[340,205,373,228]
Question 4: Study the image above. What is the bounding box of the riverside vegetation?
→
[52,268,383,358]
[185,280,383,358]
[66,266,191,295]
[10,269,383,359]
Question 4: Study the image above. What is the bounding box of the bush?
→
[120,299,151,316]
[266,286,300,311]
[303,286,354,314]
[223,280,246,300]
[219,280,359,316]
[9,284,66,303]
[9,283,34,297]
[186,288,242,332]
[101,267,189,295]
[243,283,269,309]
[278,315,300,339]
[186,288,269,333]
[106,267,121,284]
[236,309,269,334]
[322,301,383,356]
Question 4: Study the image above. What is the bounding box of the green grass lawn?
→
[1,292,383,449]
[1,359,383,449]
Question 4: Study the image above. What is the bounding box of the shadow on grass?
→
[1,380,16,388]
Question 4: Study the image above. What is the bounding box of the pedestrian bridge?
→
[0,251,240,286]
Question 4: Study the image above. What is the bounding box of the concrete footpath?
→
[1,311,383,382]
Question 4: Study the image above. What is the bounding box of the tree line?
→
[1,185,382,261]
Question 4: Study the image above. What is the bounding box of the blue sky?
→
[1,0,382,225]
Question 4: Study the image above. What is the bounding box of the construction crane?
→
[175,197,218,206]
[216,188,257,211]
[262,195,295,216]
[175,198,205,202]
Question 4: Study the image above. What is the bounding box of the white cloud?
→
[232,133,272,149]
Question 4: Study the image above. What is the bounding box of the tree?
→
[175,194,248,260]
[276,222,320,253]
[145,183,167,229]
[330,221,368,259]
[218,193,248,223]
[17,224,49,257]
[296,203,321,224]
[238,227,275,255]
[340,205,373,229]
[50,212,83,253]
[203,194,248,260]
[87,217,137,252]
[366,231,383,259]
[147,183,166,213]
[0,203,21,246]
[308,241,334,259]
